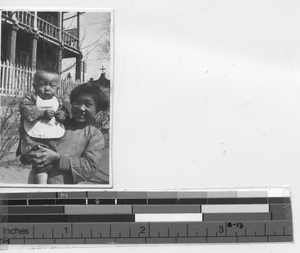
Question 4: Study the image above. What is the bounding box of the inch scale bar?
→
[0,188,293,244]
[0,221,293,244]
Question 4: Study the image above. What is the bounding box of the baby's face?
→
[34,72,58,99]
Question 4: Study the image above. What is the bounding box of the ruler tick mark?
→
[186,224,189,237]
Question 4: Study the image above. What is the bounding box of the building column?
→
[58,12,62,43]
[75,54,82,81]
[29,34,39,70]
[7,24,19,64]
[33,11,38,30]
[57,45,63,74]
[76,12,80,50]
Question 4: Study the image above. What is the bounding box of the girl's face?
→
[72,93,97,124]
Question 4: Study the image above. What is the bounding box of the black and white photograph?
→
[0,10,112,186]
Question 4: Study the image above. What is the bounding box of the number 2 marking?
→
[140,226,146,234]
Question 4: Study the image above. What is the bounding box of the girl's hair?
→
[70,83,109,112]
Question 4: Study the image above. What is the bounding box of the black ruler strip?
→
[1,214,135,223]
[0,194,292,205]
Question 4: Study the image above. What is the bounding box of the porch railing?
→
[61,30,79,49]
[16,11,35,29]
[37,17,60,41]
[2,11,80,51]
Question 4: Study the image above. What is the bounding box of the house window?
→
[20,51,29,66]
[46,13,57,26]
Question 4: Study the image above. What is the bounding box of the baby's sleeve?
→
[19,92,43,122]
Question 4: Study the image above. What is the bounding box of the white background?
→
[1,0,300,252]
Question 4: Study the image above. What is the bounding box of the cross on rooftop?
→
[100,66,106,74]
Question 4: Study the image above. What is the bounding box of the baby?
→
[17,70,69,184]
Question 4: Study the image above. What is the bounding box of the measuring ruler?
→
[0,188,293,244]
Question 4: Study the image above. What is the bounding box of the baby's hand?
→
[56,110,67,122]
[43,109,56,120]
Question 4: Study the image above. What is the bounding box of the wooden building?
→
[1,11,82,79]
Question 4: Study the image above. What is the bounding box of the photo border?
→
[0,8,114,189]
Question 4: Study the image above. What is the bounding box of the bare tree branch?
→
[0,95,21,163]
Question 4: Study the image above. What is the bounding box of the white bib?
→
[24,96,65,139]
